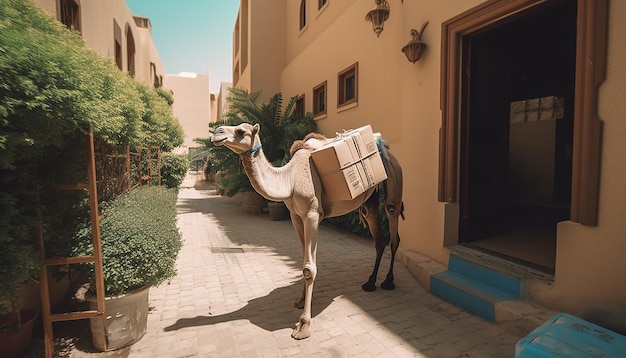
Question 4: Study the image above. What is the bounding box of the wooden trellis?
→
[37,126,106,358]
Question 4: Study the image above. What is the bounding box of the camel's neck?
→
[239,147,293,202]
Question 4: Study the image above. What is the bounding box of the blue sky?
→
[125,1,240,93]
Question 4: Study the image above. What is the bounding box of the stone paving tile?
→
[56,184,523,357]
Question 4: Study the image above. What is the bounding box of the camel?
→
[211,122,403,340]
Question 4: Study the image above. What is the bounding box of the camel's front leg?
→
[290,215,306,309]
[291,212,319,340]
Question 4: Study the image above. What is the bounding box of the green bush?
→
[160,152,190,189]
[0,0,184,308]
[72,186,182,296]
[0,242,38,315]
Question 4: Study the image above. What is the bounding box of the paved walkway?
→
[63,179,523,357]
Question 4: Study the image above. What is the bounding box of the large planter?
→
[242,191,267,215]
[268,201,289,221]
[88,286,149,351]
[0,309,37,358]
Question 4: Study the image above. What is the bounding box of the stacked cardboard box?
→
[311,125,387,201]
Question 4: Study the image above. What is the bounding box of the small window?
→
[318,0,328,10]
[114,20,122,71]
[126,26,136,77]
[60,0,81,33]
[295,95,305,116]
[338,63,358,107]
[114,40,122,71]
[313,81,327,116]
[299,0,307,30]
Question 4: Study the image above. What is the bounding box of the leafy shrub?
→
[72,186,182,296]
[0,0,184,308]
[0,242,39,314]
[160,152,190,189]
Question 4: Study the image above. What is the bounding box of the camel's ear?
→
[252,123,260,135]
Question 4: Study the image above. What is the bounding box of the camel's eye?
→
[235,129,245,137]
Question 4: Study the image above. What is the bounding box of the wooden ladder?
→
[36,125,106,358]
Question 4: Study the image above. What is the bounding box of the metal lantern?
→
[365,0,390,37]
[402,22,429,63]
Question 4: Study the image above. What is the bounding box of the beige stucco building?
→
[164,72,212,151]
[33,0,216,155]
[232,0,626,324]
[32,0,167,89]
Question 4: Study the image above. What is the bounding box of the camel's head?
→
[211,123,261,154]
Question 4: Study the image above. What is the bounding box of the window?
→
[338,63,358,107]
[299,0,307,30]
[60,0,81,33]
[319,0,328,10]
[313,81,327,116]
[126,26,135,77]
[295,95,305,116]
[150,63,160,88]
[113,20,122,71]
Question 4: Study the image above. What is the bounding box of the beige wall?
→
[217,82,232,122]
[548,0,626,313]
[164,73,211,150]
[235,0,626,314]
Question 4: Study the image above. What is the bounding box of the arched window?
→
[126,26,136,77]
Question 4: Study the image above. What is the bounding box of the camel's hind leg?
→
[380,199,402,290]
[360,192,386,292]
[380,148,403,290]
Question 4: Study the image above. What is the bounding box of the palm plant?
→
[204,88,317,194]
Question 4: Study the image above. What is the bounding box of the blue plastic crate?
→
[516,313,626,357]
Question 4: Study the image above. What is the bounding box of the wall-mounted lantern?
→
[365,0,390,37]
[401,22,429,63]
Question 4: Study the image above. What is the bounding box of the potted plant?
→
[72,185,182,351]
[0,242,39,358]
[207,88,317,218]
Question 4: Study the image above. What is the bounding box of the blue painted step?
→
[448,255,521,297]
[430,255,521,322]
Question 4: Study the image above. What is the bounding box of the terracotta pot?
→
[0,309,38,358]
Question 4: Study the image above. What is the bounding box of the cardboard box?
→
[311,125,387,200]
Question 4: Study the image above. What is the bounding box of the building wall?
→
[235,0,626,315]
[548,0,626,312]
[32,0,166,89]
[164,73,211,150]
[30,0,55,15]
[217,82,233,122]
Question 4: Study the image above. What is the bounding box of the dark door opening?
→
[459,1,577,272]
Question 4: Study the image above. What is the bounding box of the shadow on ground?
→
[170,188,428,338]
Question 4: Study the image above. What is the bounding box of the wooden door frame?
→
[438,0,607,226]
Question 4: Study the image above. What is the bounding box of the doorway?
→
[458,1,577,272]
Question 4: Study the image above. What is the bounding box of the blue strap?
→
[243,145,262,154]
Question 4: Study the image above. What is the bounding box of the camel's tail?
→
[377,137,405,221]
